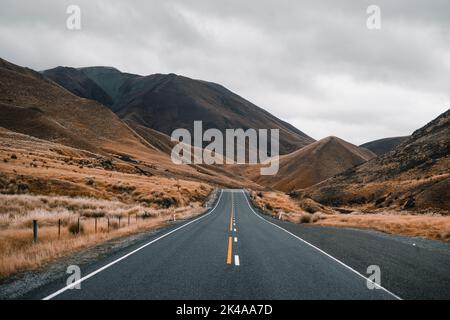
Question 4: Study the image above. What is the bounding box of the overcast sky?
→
[1,0,449,144]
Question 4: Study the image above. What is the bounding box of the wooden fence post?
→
[33,220,38,243]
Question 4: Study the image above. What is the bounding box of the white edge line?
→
[234,255,240,266]
[234,237,237,242]
[42,190,224,300]
[241,190,402,300]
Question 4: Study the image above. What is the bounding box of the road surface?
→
[24,189,450,300]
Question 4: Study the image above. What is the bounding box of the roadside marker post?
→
[58,219,61,239]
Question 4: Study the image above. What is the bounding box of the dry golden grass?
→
[0,130,213,207]
[249,190,450,242]
[317,213,450,242]
[0,194,206,279]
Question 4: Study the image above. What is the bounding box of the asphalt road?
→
[24,189,450,300]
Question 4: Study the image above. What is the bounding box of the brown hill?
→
[252,136,376,192]
[0,57,260,189]
[299,109,450,212]
[360,136,409,156]
[44,66,315,155]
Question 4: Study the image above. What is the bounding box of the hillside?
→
[299,109,450,212]
[252,136,376,192]
[0,58,260,190]
[360,136,409,156]
[44,66,315,155]
[42,67,113,107]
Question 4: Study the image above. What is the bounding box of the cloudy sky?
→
[1,0,449,144]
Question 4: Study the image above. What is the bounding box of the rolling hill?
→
[299,109,450,212]
[0,57,260,189]
[250,136,376,192]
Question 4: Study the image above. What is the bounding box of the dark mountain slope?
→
[42,67,113,107]
[44,66,315,155]
[360,136,409,156]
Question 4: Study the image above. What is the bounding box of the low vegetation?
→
[250,191,450,242]
[0,194,207,278]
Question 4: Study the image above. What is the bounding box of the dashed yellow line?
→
[226,236,233,264]
[227,193,234,265]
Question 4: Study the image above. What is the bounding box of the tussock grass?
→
[249,191,450,242]
[0,194,205,278]
[318,213,450,241]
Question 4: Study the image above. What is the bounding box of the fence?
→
[30,213,161,243]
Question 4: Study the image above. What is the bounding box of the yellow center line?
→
[226,236,233,264]
[226,192,234,265]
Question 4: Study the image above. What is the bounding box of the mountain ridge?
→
[43,66,315,155]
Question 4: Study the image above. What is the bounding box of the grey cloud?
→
[0,0,448,144]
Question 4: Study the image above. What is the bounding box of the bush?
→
[265,203,273,211]
[155,197,178,208]
[304,206,316,214]
[68,221,84,234]
[299,214,312,223]
[288,191,300,198]
[85,177,95,186]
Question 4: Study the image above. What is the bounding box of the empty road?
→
[24,189,450,300]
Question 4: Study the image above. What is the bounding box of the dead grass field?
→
[0,194,207,279]
[249,191,450,242]
[317,213,450,241]
[0,131,218,279]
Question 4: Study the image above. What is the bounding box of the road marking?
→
[234,228,236,232]
[234,237,237,242]
[240,190,402,300]
[235,255,240,266]
[42,190,224,300]
[229,193,234,232]
[226,236,233,264]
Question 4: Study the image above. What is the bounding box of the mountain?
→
[0,58,158,158]
[43,66,315,155]
[0,57,262,189]
[42,67,113,107]
[250,136,376,192]
[360,136,409,156]
[299,109,450,212]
